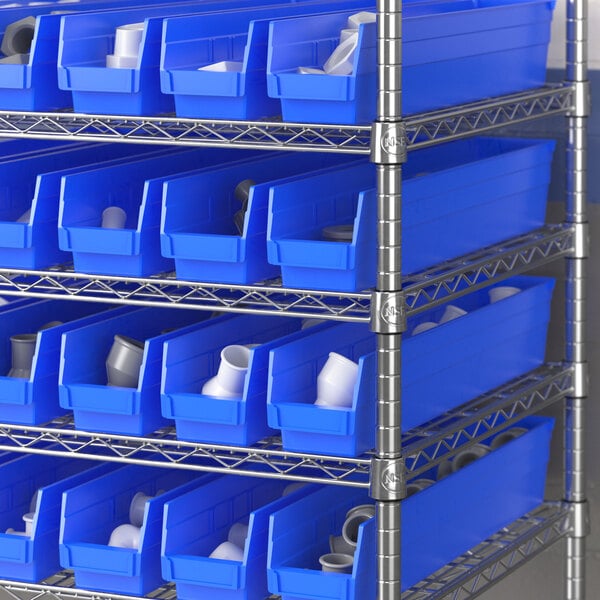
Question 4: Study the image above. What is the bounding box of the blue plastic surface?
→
[0,454,115,583]
[267,276,554,456]
[267,137,555,292]
[0,0,202,111]
[267,416,554,598]
[161,314,326,445]
[159,0,372,120]
[59,306,215,435]
[60,464,214,595]
[160,152,356,284]
[267,0,556,124]
[0,299,118,425]
[57,0,318,116]
[0,143,162,270]
[162,476,317,600]
[58,147,248,276]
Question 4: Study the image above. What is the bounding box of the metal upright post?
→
[369,0,406,599]
[565,0,590,594]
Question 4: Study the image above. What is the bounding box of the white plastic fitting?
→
[209,540,244,561]
[22,512,34,536]
[227,522,248,549]
[199,60,242,72]
[346,11,376,29]
[411,321,438,335]
[323,31,358,76]
[452,443,490,472]
[488,286,521,303]
[490,427,528,450]
[129,492,152,528]
[202,344,250,399]
[102,206,127,229]
[106,22,144,69]
[297,66,326,75]
[0,53,28,64]
[329,534,355,555]
[314,352,358,408]
[5,528,27,536]
[439,305,467,324]
[108,523,141,549]
[406,478,435,497]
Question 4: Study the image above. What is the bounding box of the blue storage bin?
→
[161,314,325,445]
[60,464,213,595]
[162,476,316,600]
[59,306,214,435]
[0,0,222,111]
[0,454,114,583]
[0,143,161,270]
[267,137,555,292]
[267,0,556,124]
[267,276,554,456]
[0,299,117,425]
[159,0,371,120]
[56,0,307,116]
[58,147,247,276]
[267,416,554,598]
[160,152,355,284]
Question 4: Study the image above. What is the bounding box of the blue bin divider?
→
[0,299,119,425]
[0,0,228,110]
[0,454,115,583]
[56,0,312,116]
[159,0,373,120]
[0,144,163,270]
[160,152,356,284]
[267,276,554,457]
[60,464,215,595]
[59,306,215,435]
[162,476,318,600]
[58,147,248,276]
[161,314,333,445]
[267,0,555,124]
[267,137,555,292]
[268,416,554,598]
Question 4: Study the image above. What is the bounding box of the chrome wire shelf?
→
[0,502,571,600]
[403,502,572,599]
[0,225,573,320]
[0,85,572,153]
[403,363,573,481]
[0,363,571,487]
[405,84,574,149]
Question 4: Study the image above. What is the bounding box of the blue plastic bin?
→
[60,464,214,595]
[267,416,554,598]
[0,143,161,270]
[160,152,355,284]
[267,0,556,124]
[0,0,222,111]
[159,0,372,120]
[0,455,114,582]
[161,314,326,445]
[58,147,247,276]
[0,299,118,425]
[57,0,312,116]
[267,276,554,457]
[59,306,214,435]
[267,137,555,292]
[162,476,316,600]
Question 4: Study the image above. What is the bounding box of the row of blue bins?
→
[0,0,555,122]
[0,136,554,291]
[0,417,553,598]
[0,274,553,457]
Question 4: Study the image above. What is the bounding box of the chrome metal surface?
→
[0,86,572,154]
[403,503,572,599]
[0,226,573,320]
[403,364,573,481]
[0,364,569,488]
